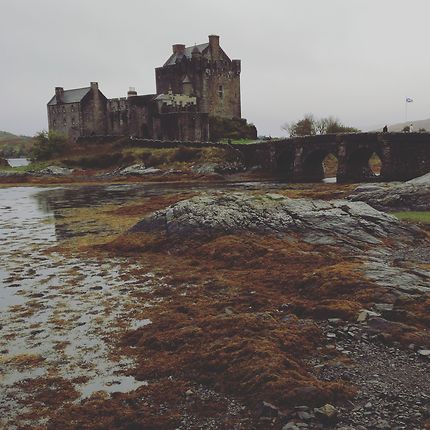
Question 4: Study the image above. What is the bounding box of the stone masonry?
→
[47,35,244,141]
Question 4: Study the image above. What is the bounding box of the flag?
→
[406,98,414,103]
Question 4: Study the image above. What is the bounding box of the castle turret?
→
[192,44,201,58]
[182,75,193,96]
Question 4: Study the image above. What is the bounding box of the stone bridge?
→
[232,132,430,183]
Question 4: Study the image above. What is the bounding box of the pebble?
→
[314,403,337,420]
[375,419,390,429]
[282,423,299,430]
[297,411,312,420]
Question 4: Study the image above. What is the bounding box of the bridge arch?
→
[343,146,383,182]
[276,149,295,179]
[301,148,338,182]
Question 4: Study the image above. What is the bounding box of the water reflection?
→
[0,187,56,310]
[31,182,289,240]
[33,182,283,213]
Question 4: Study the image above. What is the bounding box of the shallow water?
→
[0,180,336,427]
[0,184,166,427]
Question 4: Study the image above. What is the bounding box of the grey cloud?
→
[1,0,429,136]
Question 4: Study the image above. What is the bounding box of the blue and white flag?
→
[406,97,414,103]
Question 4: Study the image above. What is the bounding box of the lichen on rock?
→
[130,193,424,248]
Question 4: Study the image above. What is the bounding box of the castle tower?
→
[155,35,241,119]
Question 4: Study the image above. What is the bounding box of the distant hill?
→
[372,119,430,133]
[0,131,34,157]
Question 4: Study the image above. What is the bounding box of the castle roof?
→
[163,43,209,67]
[47,87,91,106]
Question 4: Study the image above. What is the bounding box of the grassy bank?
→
[392,211,430,224]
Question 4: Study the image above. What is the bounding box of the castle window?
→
[72,118,76,125]
[218,85,224,99]
[71,105,75,112]
[62,106,66,113]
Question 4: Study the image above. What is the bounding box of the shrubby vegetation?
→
[0,131,34,157]
[209,117,257,141]
[31,131,67,161]
[282,114,360,137]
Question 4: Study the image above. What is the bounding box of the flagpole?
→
[405,99,408,123]
[405,97,414,124]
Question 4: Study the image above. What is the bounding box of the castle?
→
[47,35,253,141]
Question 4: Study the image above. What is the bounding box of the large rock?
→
[348,173,430,211]
[192,162,245,175]
[36,166,74,176]
[407,172,430,185]
[130,193,425,248]
[118,164,161,175]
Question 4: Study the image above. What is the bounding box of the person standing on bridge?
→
[383,125,388,132]
[410,123,414,132]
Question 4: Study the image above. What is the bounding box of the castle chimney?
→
[127,87,137,97]
[208,35,220,60]
[90,82,99,91]
[232,59,241,74]
[172,44,186,55]
[55,87,64,103]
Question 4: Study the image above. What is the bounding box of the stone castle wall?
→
[48,36,243,142]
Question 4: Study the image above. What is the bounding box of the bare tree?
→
[282,114,360,137]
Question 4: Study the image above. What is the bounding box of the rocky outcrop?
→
[131,193,425,248]
[36,166,74,176]
[348,173,430,211]
[192,162,245,175]
[407,172,430,185]
[117,164,161,176]
[130,193,430,293]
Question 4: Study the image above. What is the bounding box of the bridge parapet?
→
[232,132,430,183]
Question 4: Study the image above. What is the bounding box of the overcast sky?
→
[1,0,430,137]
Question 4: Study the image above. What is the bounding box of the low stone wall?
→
[76,135,221,149]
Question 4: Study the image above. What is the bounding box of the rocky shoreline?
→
[1,177,429,429]
[348,173,430,211]
[111,191,429,429]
